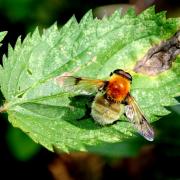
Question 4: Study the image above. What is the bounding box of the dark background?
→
[0,0,180,179]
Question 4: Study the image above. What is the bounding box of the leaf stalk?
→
[0,103,9,113]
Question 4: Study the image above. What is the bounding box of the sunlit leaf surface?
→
[0,7,179,154]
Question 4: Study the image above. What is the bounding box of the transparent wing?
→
[125,94,154,141]
[55,75,106,95]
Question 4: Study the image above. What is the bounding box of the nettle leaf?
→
[0,31,7,44]
[0,7,180,154]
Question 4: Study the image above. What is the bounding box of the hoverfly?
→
[56,69,154,141]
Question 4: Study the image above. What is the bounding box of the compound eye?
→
[125,72,132,81]
[109,71,113,76]
[112,69,132,81]
[110,69,122,76]
[112,69,124,75]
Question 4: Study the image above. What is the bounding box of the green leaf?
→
[0,31,7,46]
[0,7,180,154]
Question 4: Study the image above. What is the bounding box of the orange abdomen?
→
[106,75,130,102]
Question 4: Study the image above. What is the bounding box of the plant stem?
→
[0,103,8,113]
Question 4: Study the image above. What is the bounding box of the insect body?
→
[91,70,131,125]
[56,69,154,141]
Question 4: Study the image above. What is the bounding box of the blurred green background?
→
[0,0,180,179]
